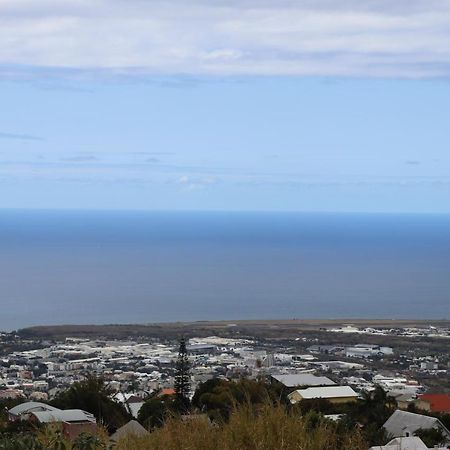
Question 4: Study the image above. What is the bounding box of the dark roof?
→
[271,374,336,388]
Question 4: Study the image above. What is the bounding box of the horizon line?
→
[1,207,450,216]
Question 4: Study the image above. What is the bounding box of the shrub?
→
[116,402,366,450]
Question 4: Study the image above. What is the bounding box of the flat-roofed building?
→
[271,373,336,389]
[288,386,358,404]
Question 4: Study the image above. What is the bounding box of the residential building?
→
[415,394,450,413]
[383,410,450,441]
[369,436,447,450]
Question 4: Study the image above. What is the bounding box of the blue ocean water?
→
[0,210,449,331]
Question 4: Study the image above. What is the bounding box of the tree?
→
[192,378,273,421]
[174,337,190,407]
[51,375,129,431]
[137,395,184,429]
[414,427,447,448]
[349,386,396,446]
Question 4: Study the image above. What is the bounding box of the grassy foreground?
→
[115,404,367,450]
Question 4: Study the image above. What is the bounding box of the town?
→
[1,320,450,448]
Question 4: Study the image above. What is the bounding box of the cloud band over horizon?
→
[1,0,450,78]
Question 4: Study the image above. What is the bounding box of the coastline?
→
[16,318,450,340]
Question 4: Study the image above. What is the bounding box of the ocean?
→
[0,210,449,331]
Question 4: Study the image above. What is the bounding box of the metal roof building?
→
[383,410,450,441]
[271,373,336,388]
[369,436,447,450]
[8,401,60,420]
[31,409,96,424]
[288,385,358,402]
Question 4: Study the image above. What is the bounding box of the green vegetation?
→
[414,427,448,448]
[192,378,274,421]
[138,395,185,429]
[0,430,108,450]
[0,404,366,450]
[116,402,366,450]
[4,374,450,449]
[50,375,129,431]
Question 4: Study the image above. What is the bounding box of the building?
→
[30,409,97,440]
[369,436,447,450]
[307,345,344,355]
[415,394,450,413]
[110,420,148,442]
[158,388,176,396]
[288,386,358,404]
[0,389,25,400]
[187,344,217,355]
[270,373,336,389]
[383,410,450,441]
[345,345,393,359]
[391,392,416,410]
[8,402,97,440]
[8,401,60,421]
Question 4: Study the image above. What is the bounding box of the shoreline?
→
[15,318,450,339]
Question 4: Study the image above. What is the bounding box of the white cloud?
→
[1,0,450,77]
[176,175,219,191]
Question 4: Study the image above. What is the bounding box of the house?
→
[8,402,97,440]
[383,410,450,441]
[415,394,450,413]
[110,420,148,442]
[30,409,97,440]
[390,392,416,410]
[8,401,60,421]
[288,386,358,404]
[270,374,336,389]
[128,402,144,419]
[369,436,447,450]
[158,388,176,396]
[31,409,97,439]
[0,389,25,400]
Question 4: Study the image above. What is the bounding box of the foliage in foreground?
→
[0,428,109,450]
[1,403,367,449]
[118,403,367,450]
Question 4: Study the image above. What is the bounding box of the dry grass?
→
[115,403,367,450]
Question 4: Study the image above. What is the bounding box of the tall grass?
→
[115,403,367,450]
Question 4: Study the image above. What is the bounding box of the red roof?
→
[419,394,450,412]
[159,388,176,396]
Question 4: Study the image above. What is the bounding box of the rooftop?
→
[271,374,336,388]
[383,410,450,438]
[31,409,96,424]
[418,394,450,413]
[290,386,358,400]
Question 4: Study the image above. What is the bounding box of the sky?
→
[1,0,450,213]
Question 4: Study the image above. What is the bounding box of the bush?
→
[116,402,366,450]
[51,375,129,431]
[192,378,274,421]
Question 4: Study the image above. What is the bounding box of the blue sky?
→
[1,0,450,212]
